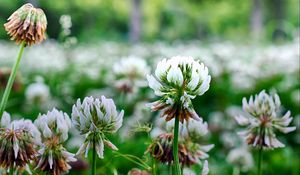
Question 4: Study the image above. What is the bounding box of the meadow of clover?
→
[0,1,299,175]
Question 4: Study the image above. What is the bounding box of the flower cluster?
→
[235,90,296,148]
[0,112,40,170]
[4,3,47,46]
[147,56,211,122]
[34,108,76,175]
[148,118,213,167]
[71,96,124,158]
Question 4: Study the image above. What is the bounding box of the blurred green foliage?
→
[0,0,299,42]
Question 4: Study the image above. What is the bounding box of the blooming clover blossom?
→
[71,96,124,158]
[113,56,150,93]
[227,147,254,172]
[147,133,212,167]
[35,108,71,142]
[4,3,47,46]
[235,90,296,148]
[0,112,40,169]
[181,118,209,142]
[34,108,76,175]
[147,56,211,122]
[25,81,50,104]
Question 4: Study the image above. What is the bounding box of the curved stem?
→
[91,135,97,175]
[0,41,25,118]
[173,114,181,175]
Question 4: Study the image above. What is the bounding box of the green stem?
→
[257,144,263,175]
[91,135,97,175]
[0,41,25,118]
[9,166,14,175]
[152,158,157,175]
[233,167,240,175]
[257,127,264,175]
[173,114,181,175]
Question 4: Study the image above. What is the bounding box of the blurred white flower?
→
[147,56,211,122]
[59,15,72,36]
[227,147,254,172]
[182,118,209,142]
[71,96,124,158]
[235,90,296,148]
[25,81,50,104]
[113,56,150,93]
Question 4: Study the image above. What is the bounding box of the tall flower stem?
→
[257,144,263,175]
[257,127,264,175]
[9,166,14,175]
[152,158,157,175]
[91,134,97,175]
[233,167,240,175]
[173,114,181,175]
[0,41,25,118]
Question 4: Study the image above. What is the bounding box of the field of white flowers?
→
[0,38,299,175]
[0,3,299,175]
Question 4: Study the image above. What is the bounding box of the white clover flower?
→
[34,108,76,175]
[235,90,296,148]
[25,81,50,104]
[182,118,209,142]
[227,147,254,172]
[113,56,150,93]
[59,14,72,36]
[71,96,124,158]
[35,108,71,142]
[147,56,211,122]
[35,140,76,175]
[0,112,41,169]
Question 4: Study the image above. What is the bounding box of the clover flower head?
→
[0,112,40,169]
[25,81,50,104]
[113,56,150,93]
[181,118,209,142]
[34,109,75,175]
[147,133,213,167]
[147,56,211,123]
[71,96,124,158]
[34,108,71,143]
[35,137,76,175]
[4,3,47,46]
[235,90,296,148]
[227,147,254,172]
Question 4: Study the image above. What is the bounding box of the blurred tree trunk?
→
[129,0,142,43]
[26,0,39,6]
[250,0,263,40]
[270,0,287,40]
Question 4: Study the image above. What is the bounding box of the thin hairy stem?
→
[0,41,25,118]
